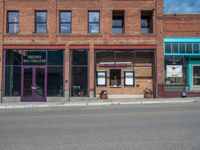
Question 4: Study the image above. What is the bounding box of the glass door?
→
[21,66,46,102]
[192,65,200,90]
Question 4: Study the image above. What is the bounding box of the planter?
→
[100,93,108,100]
[144,92,153,99]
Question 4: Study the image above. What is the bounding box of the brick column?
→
[64,43,70,101]
[156,0,164,97]
[89,42,95,99]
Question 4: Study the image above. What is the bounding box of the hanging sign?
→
[166,65,183,77]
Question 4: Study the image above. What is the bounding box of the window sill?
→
[109,86,122,88]
[140,33,155,36]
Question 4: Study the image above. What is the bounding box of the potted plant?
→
[143,88,153,99]
[100,90,108,100]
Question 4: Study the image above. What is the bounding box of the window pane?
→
[36,24,47,33]
[89,12,99,22]
[6,50,21,65]
[72,50,88,65]
[186,43,192,53]
[112,19,123,27]
[125,72,134,86]
[8,24,18,33]
[165,43,171,53]
[60,11,71,22]
[89,23,99,33]
[110,69,121,86]
[47,67,63,96]
[172,43,178,53]
[60,23,71,33]
[141,28,150,34]
[179,43,185,53]
[96,51,115,64]
[193,43,199,53]
[5,66,21,96]
[112,27,123,34]
[8,12,19,22]
[48,50,64,65]
[36,12,47,22]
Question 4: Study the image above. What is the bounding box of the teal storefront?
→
[164,37,200,92]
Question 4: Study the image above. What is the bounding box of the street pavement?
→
[0,102,200,150]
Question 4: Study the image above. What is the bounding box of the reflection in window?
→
[47,67,63,96]
[7,11,19,33]
[88,11,100,33]
[141,11,153,34]
[35,11,47,33]
[112,11,124,34]
[5,66,21,96]
[60,11,71,33]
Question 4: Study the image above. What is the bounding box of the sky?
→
[164,0,200,14]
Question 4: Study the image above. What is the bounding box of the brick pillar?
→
[64,43,70,101]
[89,42,95,99]
[156,0,164,97]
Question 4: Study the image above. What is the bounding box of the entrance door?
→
[21,66,46,102]
[192,65,200,90]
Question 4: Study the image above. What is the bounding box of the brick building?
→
[0,0,199,102]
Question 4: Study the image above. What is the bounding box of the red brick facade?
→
[0,0,200,101]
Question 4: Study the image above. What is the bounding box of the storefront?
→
[3,49,64,102]
[162,37,200,97]
[95,49,155,99]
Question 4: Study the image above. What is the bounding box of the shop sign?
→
[23,55,46,64]
[166,65,182,77]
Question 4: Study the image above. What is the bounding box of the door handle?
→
[31,86,37,90]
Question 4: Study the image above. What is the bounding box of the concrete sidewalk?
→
[0,97,200,109]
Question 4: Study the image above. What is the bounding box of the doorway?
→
[21,66,46,102]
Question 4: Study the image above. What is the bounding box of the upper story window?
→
[59,11,71,33]
[35,11,47,33]
[141,11,153,34]
[112,10,125,34]
[7,11,19,34]
[88,11,100,33]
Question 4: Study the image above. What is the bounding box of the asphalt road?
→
[0,102,200,150]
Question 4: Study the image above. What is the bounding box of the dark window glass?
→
[47,67,64,96]
[60,11,71,33]
[165,43,171,53]
[172,43,178,53]
[71,67,88,96]
[179,43,186,53]
[110,69,121,86]
[6,50,21,65]
[186,43,192,53]
[5,66,21,96]
[35,11,47,33]
[48,50,64,65]
[112,11,124,34]
[88,11,100,33]
[7,11,19,33]
[193,43,199,53]
[141,11,153,34]
[72,50,88,65]
[96,50,115,64]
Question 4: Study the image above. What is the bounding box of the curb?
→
[0,100,198,109]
